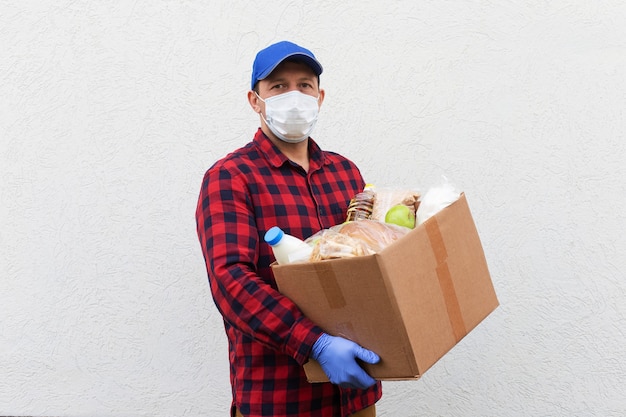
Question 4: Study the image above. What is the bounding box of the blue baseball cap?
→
[251,41,323,90]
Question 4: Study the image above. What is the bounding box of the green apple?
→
[384,204,416,229]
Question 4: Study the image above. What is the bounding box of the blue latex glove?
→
[310,333,380,389]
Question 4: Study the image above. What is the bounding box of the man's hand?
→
[310,333,380,389]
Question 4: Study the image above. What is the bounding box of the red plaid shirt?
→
[196,129,382,417]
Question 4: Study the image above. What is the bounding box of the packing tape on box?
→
[425,217,467,342]
[314,262,347,309]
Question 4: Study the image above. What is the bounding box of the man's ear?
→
[247,90,262,113]
[317,88,325,107]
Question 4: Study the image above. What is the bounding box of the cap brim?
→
[257,52,323,81]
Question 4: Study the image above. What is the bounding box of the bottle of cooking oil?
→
[345,184,376,222]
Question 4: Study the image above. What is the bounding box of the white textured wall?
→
[2,1,625,416]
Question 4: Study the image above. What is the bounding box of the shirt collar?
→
[253,128,328,171]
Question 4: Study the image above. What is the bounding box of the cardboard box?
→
[272,193,498,381]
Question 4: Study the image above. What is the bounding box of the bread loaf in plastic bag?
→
[306,219,410,261]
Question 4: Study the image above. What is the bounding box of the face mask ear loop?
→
[254,91,265,115]
[259,111,270,128]
[255,92,272,124]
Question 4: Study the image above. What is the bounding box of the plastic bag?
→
[306,219,410,261]
[416,177,461,225]
[369,186,421,223]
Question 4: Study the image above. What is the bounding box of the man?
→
[196,40,381,417]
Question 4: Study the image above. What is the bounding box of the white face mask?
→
[256,90,320,143]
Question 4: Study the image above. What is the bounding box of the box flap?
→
[429,194,499,333]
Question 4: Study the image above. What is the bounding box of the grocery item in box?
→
[306,219,409,261]
[370,187,420,224]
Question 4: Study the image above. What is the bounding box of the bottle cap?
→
[264,226,284,246]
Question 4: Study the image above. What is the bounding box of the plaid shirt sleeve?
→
[196,158,323,364]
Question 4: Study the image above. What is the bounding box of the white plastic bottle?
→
[264,226,313,265]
